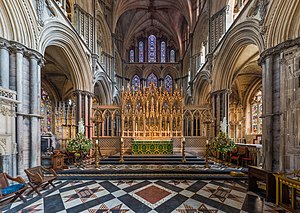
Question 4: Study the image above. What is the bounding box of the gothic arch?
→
[264,0,300,48]
[161,66,180,80]
[143,65,161,79]
[212,19,264,92]
[39,21,93,92]
[193,70,211,105]
[96,10,113,54]
[125,66,143,81]
[93,71,113,105]
[0,0,38,49]
[192,11,209,55]
[243,78,262,107]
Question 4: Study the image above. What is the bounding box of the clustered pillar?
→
[74,90,93,137]
[0,39,43,175]
[212,89,230,136]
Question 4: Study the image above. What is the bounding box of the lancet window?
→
[148,35,156,62]
[161,41,166,63]
[251,90,262,134]
[139,41,144,62]
[130,49,134,62]
[147,73,158,87]
[132,75,141,91]
[170,50,175,62]
[164,75,172,92]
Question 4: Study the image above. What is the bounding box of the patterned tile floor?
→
[1,179,288,213]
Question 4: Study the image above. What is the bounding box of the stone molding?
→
[0,87,18,117]
[211,89,231,95]
[259,37,300,64]
[0,38,43,60]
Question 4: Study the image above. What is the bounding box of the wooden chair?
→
[242,148,253,167]
[0,173,27,206]
[230,148,241,166]
[24,166,57,196]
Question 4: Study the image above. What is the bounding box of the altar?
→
[132,139,173,154]
[121,83,183,156]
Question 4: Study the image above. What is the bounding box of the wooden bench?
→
[0,173,27,206]
[248,166,275,202]
[24,166,57,196]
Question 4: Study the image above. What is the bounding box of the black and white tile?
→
[1,180,288,213]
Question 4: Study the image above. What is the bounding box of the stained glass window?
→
[130,49,134,62]
[170,50,175,62]
[251,90,262,134]
[164,75,172,92]
[41,88,52,133]
[132,75,140,91]
[148,35,156,62]
[139,41,144,62]
[161,41,166,63]
[147,73,158,87]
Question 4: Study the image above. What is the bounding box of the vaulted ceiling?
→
[113,0,193,58]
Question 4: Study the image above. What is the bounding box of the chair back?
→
[25,167,43,183]
[0,173,9,189]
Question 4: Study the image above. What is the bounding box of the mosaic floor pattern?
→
[1,179,287,213]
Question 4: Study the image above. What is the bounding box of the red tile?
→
[135,185,171,204]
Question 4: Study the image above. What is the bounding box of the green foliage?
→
[211,131,236,154]
[66,132,93,153]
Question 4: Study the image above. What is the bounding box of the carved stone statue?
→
[78,120,85,134]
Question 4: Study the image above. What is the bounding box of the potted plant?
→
[211,131,236,162]
[66,121,93,166]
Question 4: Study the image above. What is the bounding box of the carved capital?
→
[9,44,25,55]
[260,37,300,64]
[0,40,9,50]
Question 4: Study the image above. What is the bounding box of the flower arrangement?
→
[66,121,93,157]
[211,131,236,154]
[66,132,93,154]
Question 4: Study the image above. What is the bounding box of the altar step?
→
[58,164,248,180]
[99,155,208,165]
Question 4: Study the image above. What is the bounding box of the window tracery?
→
[148,35,156,62]
[41,88,52,133]
[147,73,158,87]
[251,90,262,134]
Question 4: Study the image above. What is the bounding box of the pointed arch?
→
[39,21,93,92]
[211,19,265,92]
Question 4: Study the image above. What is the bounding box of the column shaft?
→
[16,50,24,174]
[0,44,10,88]
[29,55,40,167]
[262,56,273,171]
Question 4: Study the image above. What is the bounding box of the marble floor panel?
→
[0,180,288,213]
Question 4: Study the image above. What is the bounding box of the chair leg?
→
[28,183,42,196]
[42,182,50,189]
[49,181,55,188]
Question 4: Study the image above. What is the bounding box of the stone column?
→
[29,53,40,167]
[212,90,230,135]
[261,56,273,171]
[15,47,24,174]
[84,92,89,135]
[88,94,93,138]
[0,41,10,89]
[75,90,82,129]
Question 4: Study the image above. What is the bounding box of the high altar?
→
[121,83,183,154]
